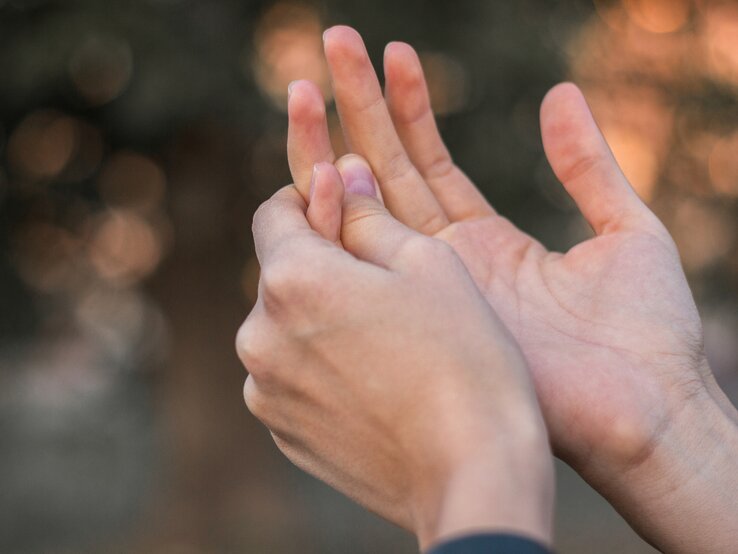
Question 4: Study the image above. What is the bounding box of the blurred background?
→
[0,0,736,552]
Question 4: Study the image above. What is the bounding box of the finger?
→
[287,80,335,201]
[540,82,652,235]
[306,162,344,243]
[252,185,332,267]
[334,154,420,269]
[383,42,494,222]
[323,25,449,235]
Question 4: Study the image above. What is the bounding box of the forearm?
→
[586,371,738,553]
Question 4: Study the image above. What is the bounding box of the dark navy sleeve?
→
[426,533,551,554]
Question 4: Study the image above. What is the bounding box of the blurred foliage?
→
[0,0,736,552]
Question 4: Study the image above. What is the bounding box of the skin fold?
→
[274,25,738,553]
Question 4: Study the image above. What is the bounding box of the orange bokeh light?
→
[708,132,738,197]
[701,4,738,86]
[601,124,660,201]
[622,0,691,34]
[251,3,330,110]
[88,210,163,287]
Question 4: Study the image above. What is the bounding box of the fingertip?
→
[323,25,367,62]
[540,82,599,161]
[384,41,418,63]
[287,80,326,123]
[311,162,343,201]
[541,82,584,110]
[323,24,362,42]
[384,41,422,83]
[335,154,379,198]
[384,44,428,125]
[540,83,591,139]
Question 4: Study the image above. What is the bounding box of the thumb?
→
[540,83,652,235]
[335,154,417,268]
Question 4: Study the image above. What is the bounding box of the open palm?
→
[286,27,712,478]
[435,210,704,469]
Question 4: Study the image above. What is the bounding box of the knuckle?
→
[341,203,388,229]
[401,237,455,267]
[235,319,263,374]
[415,209,450,235]
[259,259,290,298]
[236,315,277,383]
[423,153,456,182]
[260,259,301,305]
[251,199,272,235]
[260,255,326,312]
[252,186,301,234]
[558,152,602,186]
[380,150,415,187]
[243,377,270,421]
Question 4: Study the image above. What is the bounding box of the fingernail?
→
[340,157,376,197]
[288,80,297,98]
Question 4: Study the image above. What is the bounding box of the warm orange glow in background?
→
[570,0,738,272]
[0,2,735,553]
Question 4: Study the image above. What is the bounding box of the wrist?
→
[587,370,738,553]
[411,423,554,552]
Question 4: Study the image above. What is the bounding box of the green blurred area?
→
[0,0,736,552]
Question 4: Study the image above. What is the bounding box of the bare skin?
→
[238,163,554,550]
[283,25,738,553]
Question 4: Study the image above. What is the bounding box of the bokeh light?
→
[87,210,164,287]
[700,3,738,86]
[12,222,83,294]
[68,35,133,106]
[251,2,330,110]
[708,132,738,197]
[670,199,735,271]
[7,110,79,181]
[99,151,167,212]
[622,0,691,34]
[1,2,736,553]
[601,124,660,201]
[419,52,469,115]
[570,0,738,273]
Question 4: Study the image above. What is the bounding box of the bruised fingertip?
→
[335,154,377,198]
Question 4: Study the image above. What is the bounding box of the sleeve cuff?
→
[426,533,552,554]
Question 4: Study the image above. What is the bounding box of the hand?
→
[285,26,738,553]
[237,157,554,549]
